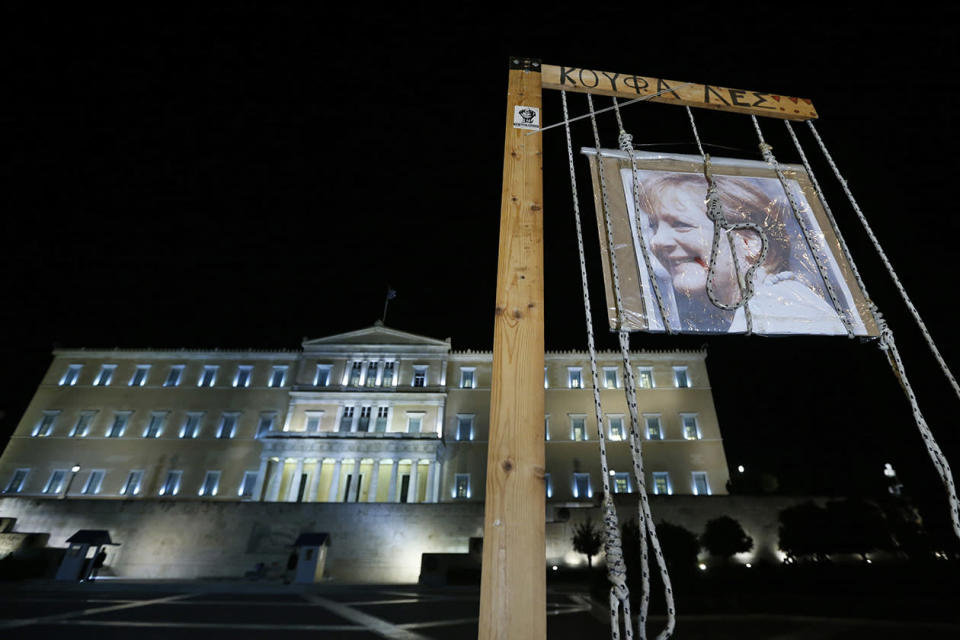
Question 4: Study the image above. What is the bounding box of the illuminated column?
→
[388,460,399,502]
[327,459,343,502]
[367,459,381,503]
[307,459,324,502]
[425,461,437,504]
[407,460,419,504]
[347,459,361,503]
[252,458,269,501]
[265,460,283,502]
[287,458,304,502]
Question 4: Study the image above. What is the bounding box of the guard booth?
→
[292,532,329,584]
[55,530,118,582]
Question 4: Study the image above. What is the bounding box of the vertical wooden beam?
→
[478,57,545,640]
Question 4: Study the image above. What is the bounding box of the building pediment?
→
[302,324,451,351]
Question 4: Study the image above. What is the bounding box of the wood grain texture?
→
[542,63,818,120]
[477,62,546,640]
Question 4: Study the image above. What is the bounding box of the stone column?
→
[347,459,361,503]
[252,458,269,502]
[407,460,420,504]
[307,459,324,502]
[367,459,381,503]
[425,461,437,504]
[265,460,283,502]
[327,459,343,502]
[287,458,304,502]
[387,460,399,503]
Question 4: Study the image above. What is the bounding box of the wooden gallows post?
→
[478,57,546,640]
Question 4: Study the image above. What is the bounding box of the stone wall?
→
[1,495,820,582]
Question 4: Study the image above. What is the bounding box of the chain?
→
[751,116,855,337]
[806,120,960,401]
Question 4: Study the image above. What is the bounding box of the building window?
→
[613,472,631,494]
[544,366,549,389]
[652,472,671,495]
[349,361,363,386]
[545,473,552,498]
[459,368,476,389]
[608,416,625,441]
[673,366,691,388]
[358,406,372,431]
[365,362,378,387]
[681,414,701,440]
[33,411,60,437]
[199,471,221,497]
[239,471,258,498]
[314,364,331,387]
[692,472,710,496]
[158,470,182,496]
[573,473,592,499]
[644,415,663,440]
[269,365,288,388]
[382,361,395,386]
[456,415,474,441]
[375,406,389,432]
[407,413,424,434]
[43,470,67,495]
[234,365,253,388]
[164,365,185,387]
[258,413,277,436]
[143,412,167,438]
[129,365,151,387]
[120,470,143,496]
[570,415,587,441]
[4,469,29,494]
[198,365,218,387]
[217,413,239,439]
[60,364,83,386]
[107,412,131,438]
[339,406,355,432]
[603,367,619,389]
[94,364,116,386]
[454,473,471,499]
[69,411,96,438]
[181,412,203,439]
[81,470,105,495]
[412,366,427,388]
[544,414,550,441]
[304,413,322,433]
[568,367,583,389]
[637,367,654,389]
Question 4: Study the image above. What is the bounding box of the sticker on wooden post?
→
[513,105,540,130]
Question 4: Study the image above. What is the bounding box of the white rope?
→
[791,120,960,541]
[587,93,676,640]
[685,106,767,334]
[562,89,633,640]
[805,119,960,403]
[750,115,856,338]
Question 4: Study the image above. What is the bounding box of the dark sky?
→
[4,4,960,521]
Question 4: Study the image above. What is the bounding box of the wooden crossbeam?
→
[542,64,818,120]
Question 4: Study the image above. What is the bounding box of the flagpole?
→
[382,287,396,324]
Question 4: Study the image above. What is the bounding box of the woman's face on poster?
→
[647,182,742,305]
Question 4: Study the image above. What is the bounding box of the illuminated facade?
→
[0,324,730,506]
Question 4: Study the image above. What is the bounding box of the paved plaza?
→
[1,581,959,638]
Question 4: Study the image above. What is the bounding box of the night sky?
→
[4,4,960,523]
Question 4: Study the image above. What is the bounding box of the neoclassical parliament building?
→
[0,324,731,579]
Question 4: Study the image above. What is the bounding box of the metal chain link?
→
[751,116,856,337]
[805,120,960,402]
[588,93,677,640]
[562,90,632,640]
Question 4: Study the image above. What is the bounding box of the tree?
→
[778,501,829,562]
[824,498,893,561]
[700,516,753,562]
[572,516,603,569]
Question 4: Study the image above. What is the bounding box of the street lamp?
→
[61,464,81,499]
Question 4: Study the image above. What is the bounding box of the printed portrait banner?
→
[584,149,879,337]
